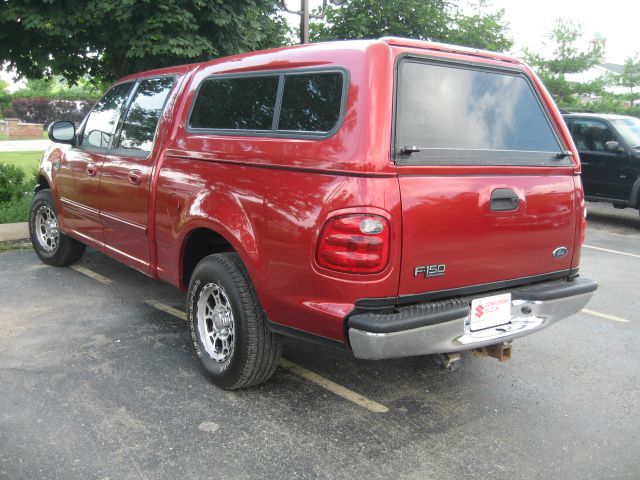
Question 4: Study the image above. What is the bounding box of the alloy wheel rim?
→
[197,282,235,362]
[35,205,59,253]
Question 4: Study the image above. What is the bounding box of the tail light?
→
[316,214,390,274]
[580,206,587,245]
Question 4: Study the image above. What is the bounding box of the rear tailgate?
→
[394,56,577,298]
[398,173,576,296]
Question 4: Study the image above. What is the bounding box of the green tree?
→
[0,80,11,115]
[14,78,56,97]
[524,19,604,107]
[448,10,512,52]
[311,0,451,43]
[13,76,101,100]
[309,0,512,52]
[0,1,290,85]
[620,54,640,98]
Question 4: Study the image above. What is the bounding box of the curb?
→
[0,222,29,242]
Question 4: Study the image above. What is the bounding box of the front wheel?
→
[29,189,85,266]
[187,253,281,389]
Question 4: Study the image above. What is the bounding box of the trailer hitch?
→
[472,342,512,362]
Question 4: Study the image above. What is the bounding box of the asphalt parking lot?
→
[1,201,639,480]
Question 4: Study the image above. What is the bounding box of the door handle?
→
[86,162,97,176]
[128,169,143,185]
[490,188,520,212]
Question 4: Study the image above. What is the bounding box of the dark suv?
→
[563,112,640,215]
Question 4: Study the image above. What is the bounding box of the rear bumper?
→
[347,277,597,360]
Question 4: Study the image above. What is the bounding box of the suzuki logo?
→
[552,247,569,258]
[474,305,485,319]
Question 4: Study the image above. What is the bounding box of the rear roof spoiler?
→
[379,37,521,65]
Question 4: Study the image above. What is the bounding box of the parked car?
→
[31,38,597,389]
[563,112,640,215]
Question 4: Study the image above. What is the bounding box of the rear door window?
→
[395,59,564,166]
[118,76,175,152]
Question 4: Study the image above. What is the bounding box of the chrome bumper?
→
[348,277,597,360]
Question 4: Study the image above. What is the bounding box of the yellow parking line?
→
[280,358,389,413]
[583,244,640,259]
[146,301,186,321]
[70,265,112,285]
[147,301,388,412]
[582,308,630,323]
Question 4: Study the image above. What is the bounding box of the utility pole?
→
[300,0,310,44]
[280,0,347,45]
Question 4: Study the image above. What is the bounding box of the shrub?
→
[0,163,27,203]
[0,162,36,224]
[5,97,96,127]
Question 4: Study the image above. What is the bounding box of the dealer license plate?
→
[470,293,512,331]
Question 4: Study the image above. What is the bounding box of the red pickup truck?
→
[31,38,597,389]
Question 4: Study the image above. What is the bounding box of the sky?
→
[487,0,639,63]
[3,0,639,90]
[286,0,639,63]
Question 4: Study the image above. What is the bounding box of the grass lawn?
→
[0,151,43,174]
[0,195,32,224]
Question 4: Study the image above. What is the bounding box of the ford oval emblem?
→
[552,247,569,258]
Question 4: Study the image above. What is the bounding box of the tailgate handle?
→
[490,188,520,211]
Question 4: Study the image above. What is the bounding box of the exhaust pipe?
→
[434,352,463,371]
[472,342,512,362]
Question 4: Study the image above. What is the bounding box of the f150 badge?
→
[414,264,446,278]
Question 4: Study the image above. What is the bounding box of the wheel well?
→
[34,175,50,192]
[182,228,234,287]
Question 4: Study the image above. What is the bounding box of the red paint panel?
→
[56,149,104,245]
[99,155,153,273]
[397,173,577,295]
[155,157,402,341]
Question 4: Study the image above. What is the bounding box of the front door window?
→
[572,119,615,152]
[82,82,134,148]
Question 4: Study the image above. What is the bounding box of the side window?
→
[118,77,175,152]
[187,70,345,136]
[278,73,343,132]
[189,76,279,130]
[573,120,616,152]
[82,82,133,148]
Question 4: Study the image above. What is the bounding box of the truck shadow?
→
[587,210,640,230]
[585,201,640,232]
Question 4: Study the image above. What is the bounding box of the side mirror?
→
[48,121,76,146]
[605,140,621,153]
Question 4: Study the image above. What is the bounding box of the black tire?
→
[187,253,282,389]
[29,189,86,266]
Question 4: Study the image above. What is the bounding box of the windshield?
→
[610,117,640,148]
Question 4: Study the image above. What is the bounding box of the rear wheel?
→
[29,189,85,266]
[187,253,281,389]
